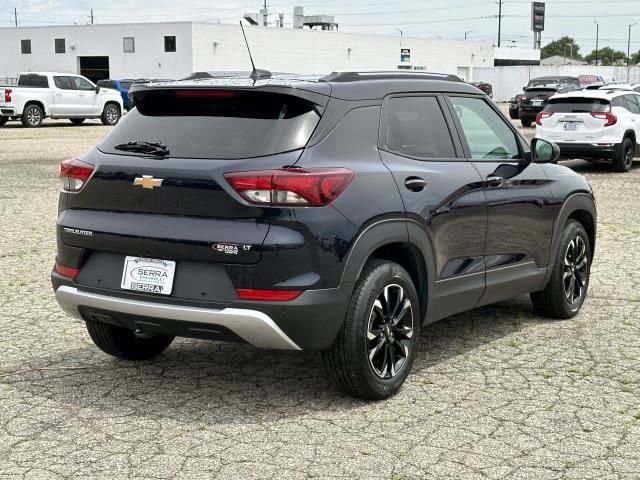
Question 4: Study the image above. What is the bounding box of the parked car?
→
[535,88,640,172]
[96,79,136,109]
[0,72,122,127]
[509,93,526,119]
[52,71,596,399]
[519,83,579,127]
[470,81,493,98]
[525,75,580,90]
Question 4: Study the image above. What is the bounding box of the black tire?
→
[85,320,174,360]
[101,103,121,126]
[531,220,591,319]
[0,116,8,127]
[509,110,519,120]
[70,118,86,125]
[21,103,43,128]
[612,137,634,172]
[521,118,533,128]
[322,260,421,400]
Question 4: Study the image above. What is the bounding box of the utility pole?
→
[497,0,503,47]
[13,7,17,27]
[594,21,599,66]
[90,8,94,25]
[628,23,638,67]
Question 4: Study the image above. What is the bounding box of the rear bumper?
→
[1,107,17,116]
[56,285,302,350]
[52,271,352,351]
[555,142,618,160]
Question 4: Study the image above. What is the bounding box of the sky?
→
[2,0,640,56]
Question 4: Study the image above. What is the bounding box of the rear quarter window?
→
[100,90,323,159]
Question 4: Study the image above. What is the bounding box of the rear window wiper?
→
[114,140,170,156]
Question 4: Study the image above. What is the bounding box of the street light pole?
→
[594,21,599,66]
[628,23,637,67]
[497,0,503,47]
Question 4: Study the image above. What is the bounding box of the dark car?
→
[509,93,526,119]
[519,83,579,127]
[52,71,596,399]
[511,76,580,123]
[470,81,493,98]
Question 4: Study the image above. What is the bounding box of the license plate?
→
[121,257,176,295]
[532,99,543,107]
[563,122,579,131]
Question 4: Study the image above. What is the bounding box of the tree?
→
[584,47,627,66]
[632,50,640,65]
[541,36,581,59]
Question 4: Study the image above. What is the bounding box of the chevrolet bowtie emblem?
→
[134,175,164,189]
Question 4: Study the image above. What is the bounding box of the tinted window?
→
[611,97,625,108]
[164,36,176,52]
[450,96,520,161]
[100,90,321,159]
[624,95,640,114]
[55,38,65,54]
[119,81,133,90]
[53,76,73,90]
[18,74,48,88]
[382,96,456,159]
[20,39,31,54]
[546,98,610,113]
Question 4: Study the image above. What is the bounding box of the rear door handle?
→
[404,177,427,192]
[486,175,504,188]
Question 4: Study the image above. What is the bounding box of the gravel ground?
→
[1,114,639,480]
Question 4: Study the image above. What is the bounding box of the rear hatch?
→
[59,84,330,273]
[520,87,558,111]
[537,97,611,142]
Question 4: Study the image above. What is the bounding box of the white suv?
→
[535,89,640,172]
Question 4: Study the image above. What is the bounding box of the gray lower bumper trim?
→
[55,286,301,350]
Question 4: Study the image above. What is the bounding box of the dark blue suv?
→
[52,72,596,399]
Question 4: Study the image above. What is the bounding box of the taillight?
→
[516,94,525,102]
[591,112,617,127]
[60,158,95,192]
[4,88,11,103]
[55,262,80,280]
[236,288,302,301]
[536,111,553,125]
[224,167,355,206]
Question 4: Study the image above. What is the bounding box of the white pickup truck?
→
[0,72,123,128]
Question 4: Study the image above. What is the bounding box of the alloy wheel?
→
[563,236,588,305]
[366,284,414,379]
[27,107,41,126]
[106,106,119,124]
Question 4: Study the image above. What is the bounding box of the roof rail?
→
[319,71,464,83]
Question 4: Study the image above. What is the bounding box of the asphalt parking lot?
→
[1,113,640,480]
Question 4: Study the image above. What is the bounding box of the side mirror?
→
[531,138,560,164]
[95,86,101,94]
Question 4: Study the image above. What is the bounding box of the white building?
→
[0,21,496,82]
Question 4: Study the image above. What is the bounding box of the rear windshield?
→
[18,74,48,88]
[545,98,610,113]
[100,90,322,159]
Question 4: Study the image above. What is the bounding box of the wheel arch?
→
[340,219,435,325]
[23,100,46,116]
[541,193,597,288]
